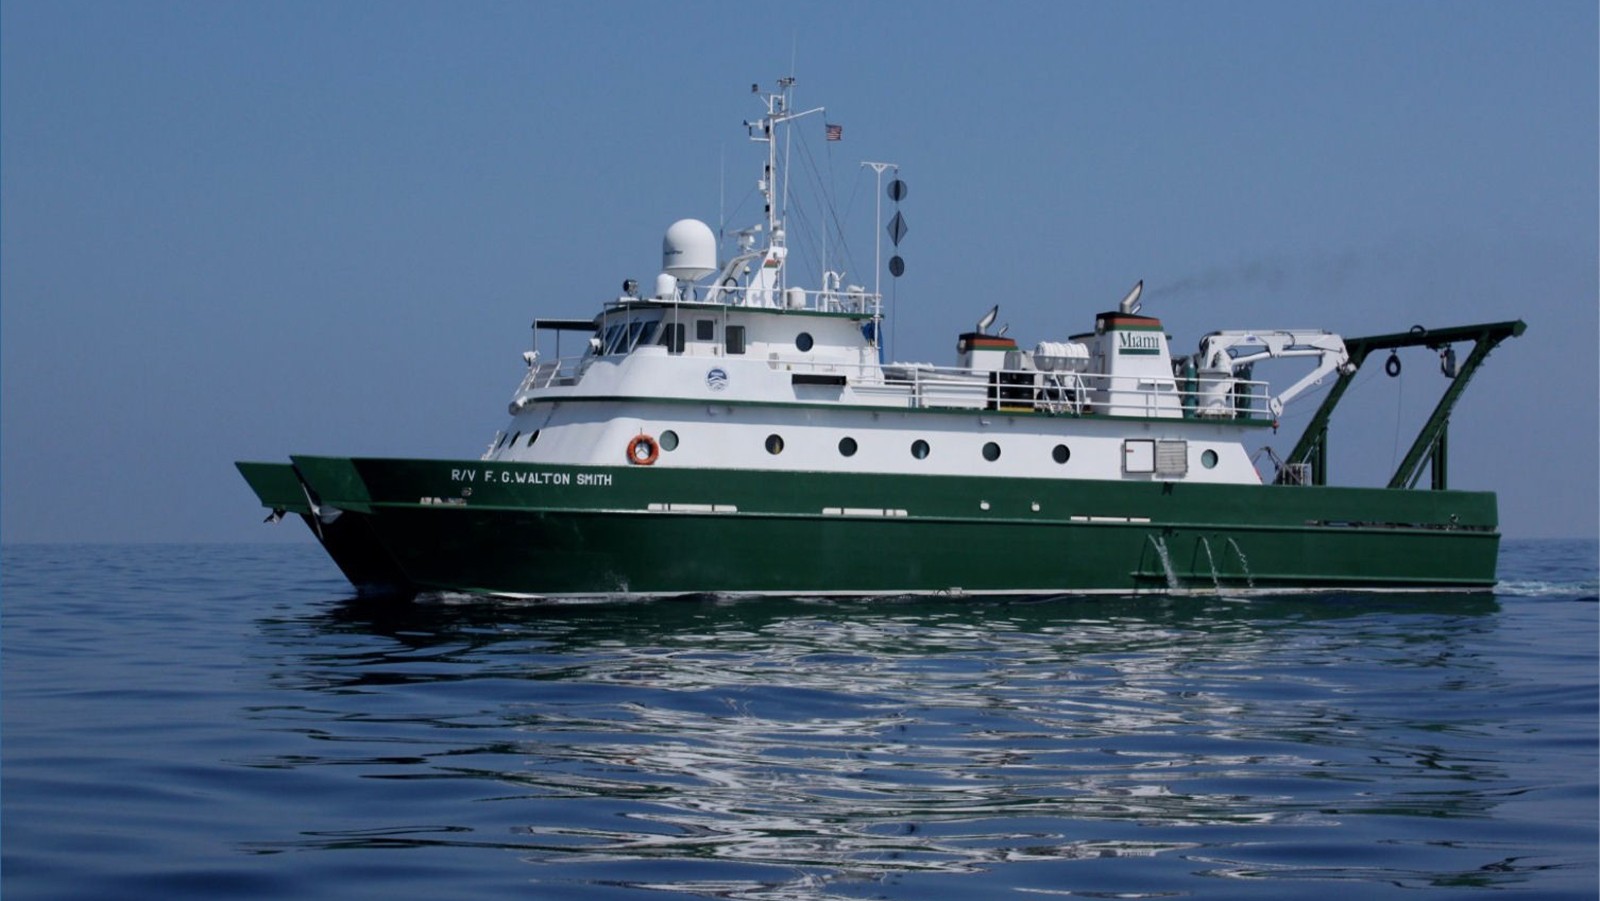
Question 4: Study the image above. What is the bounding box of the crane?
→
[1194,330,1355,419]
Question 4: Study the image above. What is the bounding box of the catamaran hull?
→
[238,458,1501,599]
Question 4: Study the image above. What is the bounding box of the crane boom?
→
[1196,330,1353,419]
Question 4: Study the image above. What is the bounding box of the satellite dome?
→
[662,219,717,282]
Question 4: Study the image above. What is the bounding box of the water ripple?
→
[5,544,1594,899]
[222,588,1593,897]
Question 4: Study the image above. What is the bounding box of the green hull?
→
[236,461,414,593]
[236,457,1501,599]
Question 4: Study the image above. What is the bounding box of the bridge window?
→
[659,322,685,354]
[696,319,715,341]
[627,319,658,351]
[601,323,627,355]
[725,325,746,355]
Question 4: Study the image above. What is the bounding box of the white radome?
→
[662,219,717,282]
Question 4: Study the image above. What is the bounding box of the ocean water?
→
[3,540,1595,900]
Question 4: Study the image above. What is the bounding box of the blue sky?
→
[3,0,1595,543]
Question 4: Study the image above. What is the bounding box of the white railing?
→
[874,365,1254,419]
[513,358,587,395]
[606,283,881,315]
[510,351,1273,421]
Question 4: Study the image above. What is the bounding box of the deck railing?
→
[511,352,1272,421]
[604,283,881,315]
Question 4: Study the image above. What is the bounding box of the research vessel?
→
[237,80,1524,599]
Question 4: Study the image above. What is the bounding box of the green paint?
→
[242,457,1502,598]
[1283,319,1525,487]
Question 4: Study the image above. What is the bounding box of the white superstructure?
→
[484,79,1353,490]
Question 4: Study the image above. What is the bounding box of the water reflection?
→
[244,592,1534,896]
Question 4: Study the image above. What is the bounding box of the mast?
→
[863,161,898,359]
[745,79,824,302]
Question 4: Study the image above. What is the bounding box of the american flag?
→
[825,123,842,142]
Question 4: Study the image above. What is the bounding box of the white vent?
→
[1155,440,1188,477]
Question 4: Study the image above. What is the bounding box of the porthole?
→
[509,431,521,447]
[838,436,858,457]
[795,332,814,352]
[526,429,540,447]
[660,430,679,452]
[1201,448,1218,469]
[766,434,785,455]
[982,441,1001,462]
[1052,444,1071,464]
[910,439,930,460]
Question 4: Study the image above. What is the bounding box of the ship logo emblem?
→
[706,367,729,391]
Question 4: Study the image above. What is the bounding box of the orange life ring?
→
[626,434,659,466]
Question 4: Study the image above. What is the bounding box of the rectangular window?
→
[725,325,746,355]
[634,320,659,350]
[658,322,685,354]
[696,319,715,341]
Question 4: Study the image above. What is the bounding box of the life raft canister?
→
[626,434,659,466]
